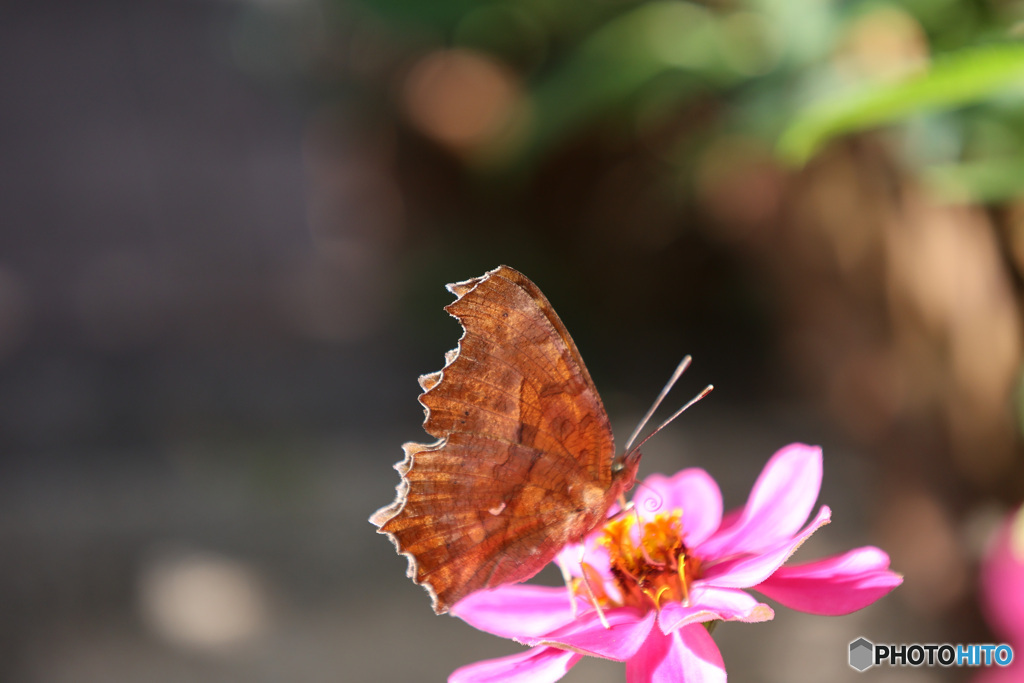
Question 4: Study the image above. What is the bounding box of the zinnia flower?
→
[448,443,903,683]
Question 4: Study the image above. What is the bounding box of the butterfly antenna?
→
[623,356,692,454]
[627,384,713,457]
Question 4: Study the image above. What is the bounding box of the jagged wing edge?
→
[367,266,505,614]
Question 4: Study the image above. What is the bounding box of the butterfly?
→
[370,265,707,613]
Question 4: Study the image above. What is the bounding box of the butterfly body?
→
[371,265,639,613]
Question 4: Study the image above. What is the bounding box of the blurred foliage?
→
[779,43,1024,168]
[229,0,1024,200]
[291,0,1024,201]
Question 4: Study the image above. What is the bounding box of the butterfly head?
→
[611,446,643,493]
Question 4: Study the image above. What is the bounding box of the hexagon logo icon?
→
[849,637,874,672]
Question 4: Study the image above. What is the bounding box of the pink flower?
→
[974,506,1024,683]
[449,443,903,683]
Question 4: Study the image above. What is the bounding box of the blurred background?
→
[3,0,1024,681]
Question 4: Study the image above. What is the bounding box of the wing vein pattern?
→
[370,266,617,613]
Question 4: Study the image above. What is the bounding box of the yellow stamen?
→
[650,585,672,609]
[586,510,701,612]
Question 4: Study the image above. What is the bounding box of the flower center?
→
[580,511,701,610]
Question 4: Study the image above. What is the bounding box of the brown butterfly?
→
[370,265,707,614]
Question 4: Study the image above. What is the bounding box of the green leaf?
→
[777,43,1024,165]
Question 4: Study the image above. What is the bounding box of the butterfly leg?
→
[576,543,610,630]
[580,566,610,629]
[558,559,579,619]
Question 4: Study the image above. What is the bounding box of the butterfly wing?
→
[371,265,617,613]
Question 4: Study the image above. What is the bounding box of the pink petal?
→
[555,536,612,579]
[979,507,1024,644]
[449,646,581,683]
[554,540,626,607]
[528,607,655,661]
[715,507,742,535]
[656,602,717,632]
[452,585,578,639]
[699,444,822,559]
[658,586,774,632]
[702,505,832,588]
[635,469,723,548]
[754,546,903,615]
[625,623,726,683]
